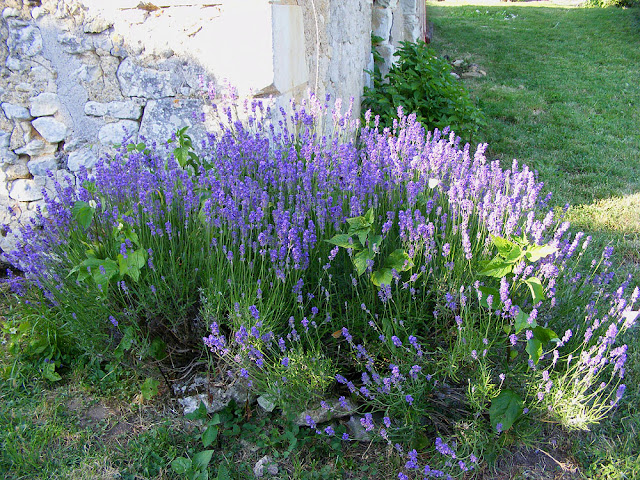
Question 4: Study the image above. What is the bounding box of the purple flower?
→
[109,316,118,327]
[324,426,335,436]
[391,335,402,347]
[405,394,414,405]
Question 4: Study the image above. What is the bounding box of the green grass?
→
[429,1,640,478]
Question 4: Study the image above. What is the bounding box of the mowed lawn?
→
[428,2,640,478]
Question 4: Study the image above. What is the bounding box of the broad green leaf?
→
[185,401,209,421]
[326,234,361,250]
[71,201,95,230]
[42,362,61,382]
[479,256,513,278]
[368,234,383,250]
[371,268,393,287]
[525,244,558,262]
[504,245,524,264]
[125,248,147,282]
[526,337,543,364]
[91,258,119,291]
[141,377,160,400]
[532,326,558,344]
[171,457,192,474]
[489,389,523,432]
[478,286,500,309]
[216,464,231,480]
[202,425,219,447]
[490,234,514,257]
[385,249,413,272]
[514,309,536,334]
[525,277,545,304]
[353,249,374,276]
[363,208,375,225]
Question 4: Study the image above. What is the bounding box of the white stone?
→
[253,456,278,478]
[57,32,93,54]
[84,18,112,34]
[0,131,10,149]
[257,395,277,413]
[377,0,399,7]
[2,103,31,121]
[84,101,108,117]
[73,64,101,83]
[5,56,26,72]
[3,8,20,18]
[31,7,46,20]
[27,156,57,176]
[67,147,98,172]
[7,23,42,58]
[17,139,57,157]
[5,163,30,181]
[372,6,393,41]
[98,121,139,146]
[10,179,43,202]
[32,117,69,143]
[0,149,17,165]
[85,100,142,120]
[29,92,60,117]
[116,58,177,99]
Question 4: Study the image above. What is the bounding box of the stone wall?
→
[0,0,423,260]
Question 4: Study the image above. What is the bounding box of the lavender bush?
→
[7,91,638,477]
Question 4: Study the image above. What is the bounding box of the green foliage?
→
[586,0,638,7]
[363,41,484,140]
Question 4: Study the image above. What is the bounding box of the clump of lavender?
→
[9,88,637,478]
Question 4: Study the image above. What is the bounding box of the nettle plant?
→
[8,90,638,478]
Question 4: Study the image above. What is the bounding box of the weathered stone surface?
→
[5,163,31,180]
[29,92,60,117]
[9,122,31,150]
[7,21,42,58]
[0,131,10,149]
[10,179,43,201]
[117,58,177,99]
[85,100,143,119]
[139,98,213,153]
[84,101,107,117]
[0,149,18,165]
[372,6,393,41]
[2,103,31,121]
[32,117,69,143]
[253,456,278,478]
[294,397,357,426]
[376,0,399,7]
[27,155,57,176]
[17,139,57,157]
[257,395,277,413]
[67,147,97,171]
[83,17,112,34]
[2,7,20,18]
[73,63,101,83]
[346,415,372,442]
[57,32,93,54]
[98,120,139,145]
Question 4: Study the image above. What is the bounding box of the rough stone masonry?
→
[0,0,423,261]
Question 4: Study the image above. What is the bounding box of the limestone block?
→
[5,56,27,72]
[2,8,20,18]
[85,101,143,120]
[0,131,10,149]
[29,92,60,117]
[0,149,18,165]
[5,163,30,181]
[117,58,177,99]
[57,32,93,55]
[27,155,57,176]
[67,147,97,172]
[2,103,32,121]
[139,99,213,154]
[10,179,43,202]
[15,139,57,157]
[73,63,101,83]
[376,0,399,7]
[84,18,112,34]
[84,102,108,117]
[372,6,393,41]
[7,21,42,58]
[98,120,139,146]
[32,117,69,143]
[9,122,32,151]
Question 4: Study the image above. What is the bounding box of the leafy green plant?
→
[363,40,484,140]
